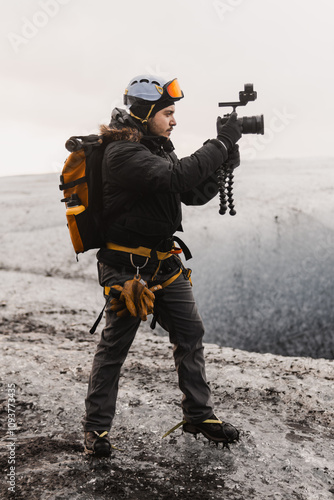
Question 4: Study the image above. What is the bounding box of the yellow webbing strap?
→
[184,267,192,286]
[162,420,186,438]
[98,431,108,438]
[111,444,124,452]
[104,268,182,297]
[201,419,223,424]
[162,418,223,439]
[160,268,182,288]
[106,242,172,261]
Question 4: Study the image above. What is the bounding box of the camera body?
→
[219,83,264,135]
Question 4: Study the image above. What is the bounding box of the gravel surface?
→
[0,173,333,499]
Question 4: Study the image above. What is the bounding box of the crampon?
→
[162,415,239,449]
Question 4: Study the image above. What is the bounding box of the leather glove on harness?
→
[110,276,162,321]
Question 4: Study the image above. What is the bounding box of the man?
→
[83,75,242,457]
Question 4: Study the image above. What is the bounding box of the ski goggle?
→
[164,78,184,99]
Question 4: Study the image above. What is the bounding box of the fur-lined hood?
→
[99,124,142,144]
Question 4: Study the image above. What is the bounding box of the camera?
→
[219,83,264,135]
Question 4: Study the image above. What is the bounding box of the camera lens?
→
[239,115,264,135]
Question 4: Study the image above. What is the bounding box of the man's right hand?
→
[216,112,242,150]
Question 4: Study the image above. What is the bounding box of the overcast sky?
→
[1,0,334,176]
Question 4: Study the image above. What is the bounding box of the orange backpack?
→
[59,135,106,255]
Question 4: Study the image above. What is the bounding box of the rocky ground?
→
[1,273,334,499]
[0,173,333,499]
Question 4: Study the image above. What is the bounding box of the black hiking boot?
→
[183,415,239,446]
[84,431,111,457]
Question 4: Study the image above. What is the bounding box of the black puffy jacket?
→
[98,110,228,256]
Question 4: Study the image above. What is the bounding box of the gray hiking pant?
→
[84,261,214,431]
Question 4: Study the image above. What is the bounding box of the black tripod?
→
[217,164,236,216]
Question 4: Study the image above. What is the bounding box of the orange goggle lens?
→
[165,79,183,99]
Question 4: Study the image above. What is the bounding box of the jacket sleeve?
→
[105,139,227,194]
[180,172,219,206]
